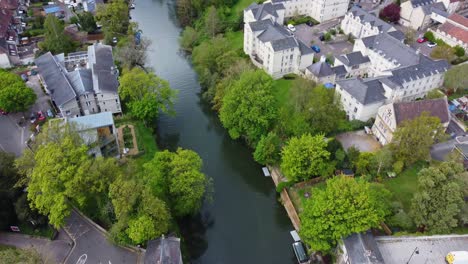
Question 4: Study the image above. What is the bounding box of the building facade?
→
[432,13,468,53]
[399,0,457,30]
[341,6,396,39]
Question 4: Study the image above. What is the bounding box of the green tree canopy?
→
[219,70,277,145]
[0,70,36,112]
[179,26,199,52]
[40,14,76,54]
[119,67,177,122]
[391,112,445,166]
[71,11,97,33]
[280,134,331,182]
[411,162,466,233]
[253,131,282,165]
[96,0,129,44]
[0,248,42,264]
[444,64,468,92]
[300,176,391,252]
[204,6,223,38]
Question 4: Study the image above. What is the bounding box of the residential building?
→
[67,112,120,157]
[144,235,183,264]
[431,13,468,52]
[338,231,385,264]
[341,6,396,39]
[42,4,65,18]
[35,43,122,117]
[305,55,347,84]
[334,51,371,78]
[372,98,450,145]
[399,0,458,30]
[243,18,314,79]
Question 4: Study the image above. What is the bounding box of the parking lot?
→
[293,23,354,58]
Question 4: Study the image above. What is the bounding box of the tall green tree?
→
[300,176,391,252]
[391,112,445,166]
[280,134,331,182]
[444,64,468,93]
[96,0,129,44]
[0,151,20,230]
[119,68,177,122]
[253,132,282,165]
[71,11,97,33]
[179,26,199,52]
[411,162,466,233]
[219,70,277,145]
[204,6,222,38]
[0,70,36,112]
[40,14,76,54]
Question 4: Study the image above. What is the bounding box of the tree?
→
[355,152,375,176]
[372,147,393,176]
[431,45,455,61]
[40,14,76,54]
[346,146,360,170]
[444,64,468,93]
[281,134,331,182]
[144,148,211,217]
[424,31,436,42]
[454,45,465,57]
[204,6,222,38]
[14,193,48,226]
[0,151,19,230]
[404,28,416,45]
[391,112,445,166]
[253,132,282,165]
[379,3,401,23]
[219,70,277,145]
[119,68,177,122]
[96,0,129,44]
[179,26,199,52]
[300,176,390,252]
[426,89,445,99]
[71,11,97,33]
[411,162,466,233]
[177,0,194,26]
[115,35,151,70]
[0,248,42,264]
[0,70,36,112]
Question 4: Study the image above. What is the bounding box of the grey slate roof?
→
[271,37,298,51]
[144,236,183,264]
[336,51,370,66]
[337,77,387,105]
[410,0,436,8]
[35,52,76,107]
[307,61,335,77]
[387,30,405,41]
[343,232,385,264]
[332,65,347,78]
[89,44,119,93]
[361,33,420,68]
[387,55,449,85]
[245,2,284,21]
[66,69,94,96]
[349,6,394,33]
[431,2,448,17]
[251,20,299,51]
[298,40,313,55]
[69,111,114,130]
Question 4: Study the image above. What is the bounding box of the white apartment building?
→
[399,0,458,30]
[35,43,122,117]
[341,6,396,39]
[334,51,371,78]
[432,13,468,53]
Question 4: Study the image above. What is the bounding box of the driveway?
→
[64,210,140,264]
[336,130,382,153]
[293,23,353,58]
[0,231,73,263]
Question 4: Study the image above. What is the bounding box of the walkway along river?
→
[131,0,296,263]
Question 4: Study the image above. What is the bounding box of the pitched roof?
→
[448,13,468,28]
[88,43,119,93]
[35,52,77,107]
[343,232,385,264]
[336,51,370,66]
[332,65,347,77]
[0,0,18,10]
[410,0,436,8]
[307,61,335,77]
[68,111,114,130]
[393,98,450,125]
[250,20,299,51]
[0,9,13,38]
[361,33,420,68]
[387,55,449,85]
[144,236,183,264]
[349,6,395,33]
[298,40,313,55]
[337,77,387,105]
[438,21,468,45]
[245,2,284,21]
[66,69,94,96]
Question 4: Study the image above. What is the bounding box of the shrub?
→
[454,45,465,57]
[283,73,297,80]
[329,29,336,35]
[276,181,295,193]
[324,32,332,41]
[393,160,404,174]
[424,31,435,42]
[388,210,415,230]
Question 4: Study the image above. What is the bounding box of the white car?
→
[427,42,437,48]
[287,24,296,32]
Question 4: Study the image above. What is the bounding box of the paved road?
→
[64,210,139,264]
[0,231,73,263]
[430,136,468,161]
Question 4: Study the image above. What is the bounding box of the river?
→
[131,1,296,263]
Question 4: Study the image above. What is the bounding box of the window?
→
[101,94,104,97]
[65,110,71,115]
[354,107,358,113]
[115,99,118,103]
[105,109,107,112]
[103,102,105,105]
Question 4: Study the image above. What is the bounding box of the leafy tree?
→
[119,68,177,122]
[179,26,199,52]
[40,14,76,54]
[0,70,36,112]
[404,28,416,45]
[177,0,194,26]
[411,162,466,233]
[372,147,393,176]
[14,193,48,226]
[219,70,277,145]
[204,6,222,38]
[0,151,19,230]
[426,89,445,99]
[454,45,465,57]
[281,134,331,182]
[355,152,375,176]
[144,148,211,217]
[431,45,455,61]
[300,176,391,252]
[71,11,97,33]
[346,146,360,170]
[115,34,151,70]
[444,64,468,93]
[253,132,282,165]
[96,0,129,44]
[391,112,445,166]
[0,248,42,264]
[424,31,436,42]
[379,3,400,23]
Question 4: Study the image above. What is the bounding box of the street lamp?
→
[406,247,419,264]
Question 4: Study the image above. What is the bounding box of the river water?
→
[131,1,296,263]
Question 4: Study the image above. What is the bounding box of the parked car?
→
[292,241,309,264]
[21,74,28,82]
[30,113,36,123]
[427,41,437,48]
[112,37,118,44]
[47,109,54,118]
[319,34,325,41]
[306,21,313,27]
[287,24,296,32]
[311,45,320,53]
[37,111,45,121]
[446,251,468,264]
[417,37,427,43]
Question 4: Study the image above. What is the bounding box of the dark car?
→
[306,21,313,27]
[292,241,309,264]
[30,113,36,123]
[319,34,325,41]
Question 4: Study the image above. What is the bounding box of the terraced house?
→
[35,43,122,117]
[341,6,397,39]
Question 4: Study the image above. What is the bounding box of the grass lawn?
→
[115,116,158,162]
[288,180,326,213]
[272,78,293,108]
[383,162,426,213]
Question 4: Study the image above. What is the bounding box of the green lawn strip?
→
[122,126,134,149]
[383,162,426,214]
[272,78,293,108]
[115,116,158,162]
[288,180,326,213]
